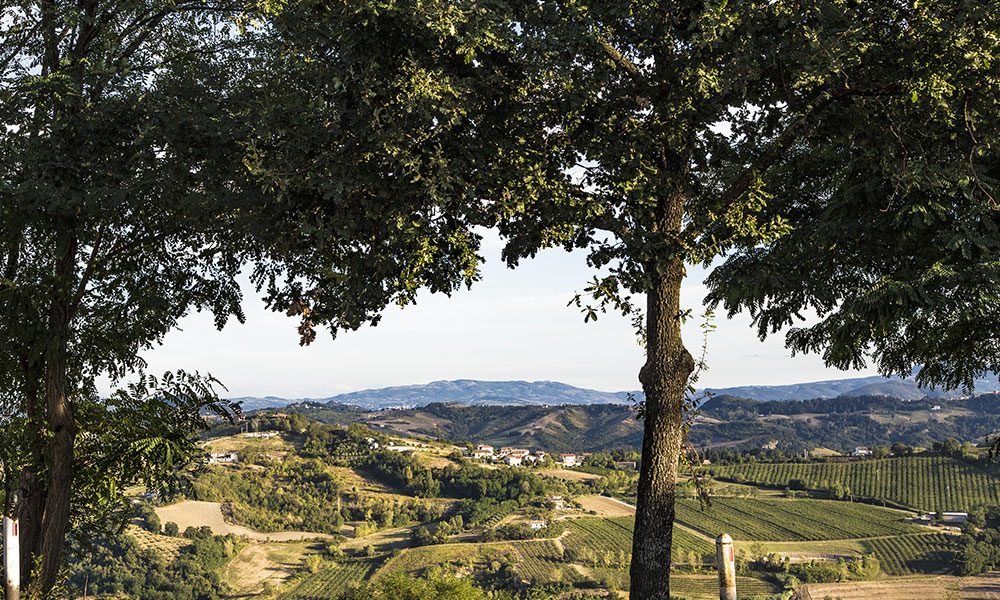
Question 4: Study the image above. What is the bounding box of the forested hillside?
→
[276,393,1000,454]
[295,402,645,451]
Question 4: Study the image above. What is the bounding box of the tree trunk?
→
[629,190,694,600]
[17,382,45,586]
[16,467,43,585]
[33,233,77,593]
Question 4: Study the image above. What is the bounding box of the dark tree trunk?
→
[629,190,695,600]
[33,232,77,593]
[17,377,46,585]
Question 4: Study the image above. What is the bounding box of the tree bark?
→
[33,232,78,593]
[629,190,694,600]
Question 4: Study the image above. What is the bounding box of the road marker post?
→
[3,510,18,600]
[716,533,736,600]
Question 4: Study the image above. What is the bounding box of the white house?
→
[505,456,523,466]
[941,512,968,524]
[473,444,495,460]
[528,520,547,530]
[207,452,238,464]
[559,453,578,466]
[386,445,416,452]
[852,446,871,457]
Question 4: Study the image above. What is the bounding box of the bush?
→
[163,522,179,537]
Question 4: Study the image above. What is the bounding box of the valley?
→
[62,401,1000,600]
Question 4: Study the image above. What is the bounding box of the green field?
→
[714,456,1000,512]
[564,517,714,566]
[377,542,516,576]
[514,540,584,584]
[669,575,780,599]
[675,498,923,541]
[863,533,957,576]
[277,557,382,600]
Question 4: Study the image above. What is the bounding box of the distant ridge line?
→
[229,373,995,411]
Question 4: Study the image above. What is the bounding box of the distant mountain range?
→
[230,372,1000,411]
[230,380,633,411]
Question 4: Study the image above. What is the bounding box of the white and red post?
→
[716,533,736,600]
[3,511,18,600]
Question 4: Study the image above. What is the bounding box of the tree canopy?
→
[0,0,505,592]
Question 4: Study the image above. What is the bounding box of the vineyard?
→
[376,541,518,576]
[128,526,189,560]
[669,575,780,599]
[513,540,584,584]
[675,498,922,541]
[277,557,381,600]
[564,517,713,565]
[713,456,1000,511]
[863,533,957,576]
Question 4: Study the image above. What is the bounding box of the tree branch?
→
[597,37,644,83]
[685,84,904,239]
[69,222,106,316]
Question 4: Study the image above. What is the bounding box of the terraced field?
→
[675,498,923,541]
[714,457,1000,512]
[863,533,957,576]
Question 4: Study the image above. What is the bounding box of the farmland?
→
[863,533,957,576]
[276,557,382,600]
[713,456,1000,512]
[675,498,924,541]
[564,517,713,565]
[669,575,780,599]
[514,540,584,584]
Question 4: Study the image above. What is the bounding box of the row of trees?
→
[2,0,999,597]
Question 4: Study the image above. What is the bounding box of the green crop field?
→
[513,540,583,584]
[377,542,516,576]
[277,557,381,600]
[714,456,1000,512]
[675,498,922,541]
[669,575,780,599]
[128,526,189,560]
[564,517,713,565]
[863,533,957,576]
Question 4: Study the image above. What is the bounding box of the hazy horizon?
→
[101,235,877,398]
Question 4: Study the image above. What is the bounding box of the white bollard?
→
[716,533,736,600]
[4,515,18,600]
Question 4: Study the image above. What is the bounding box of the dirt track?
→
[155,501,334,541]
[799,573,1000,600]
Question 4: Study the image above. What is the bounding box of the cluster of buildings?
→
[469,444,589,467]
[471,445,543,465]
[241,431,278,439]
[206,451,239,464]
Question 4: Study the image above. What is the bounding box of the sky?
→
[120,235,878,399]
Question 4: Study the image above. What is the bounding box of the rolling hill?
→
[277,393,1000,454]
[230,372,993,412]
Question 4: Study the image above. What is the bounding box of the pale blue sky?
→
[122,235,876,399]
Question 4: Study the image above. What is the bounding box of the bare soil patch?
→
[539,469,602,482]
[155,501,334,541]
[222,542,312,598]
[577,495,635,517]
[799,573,1000,600]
